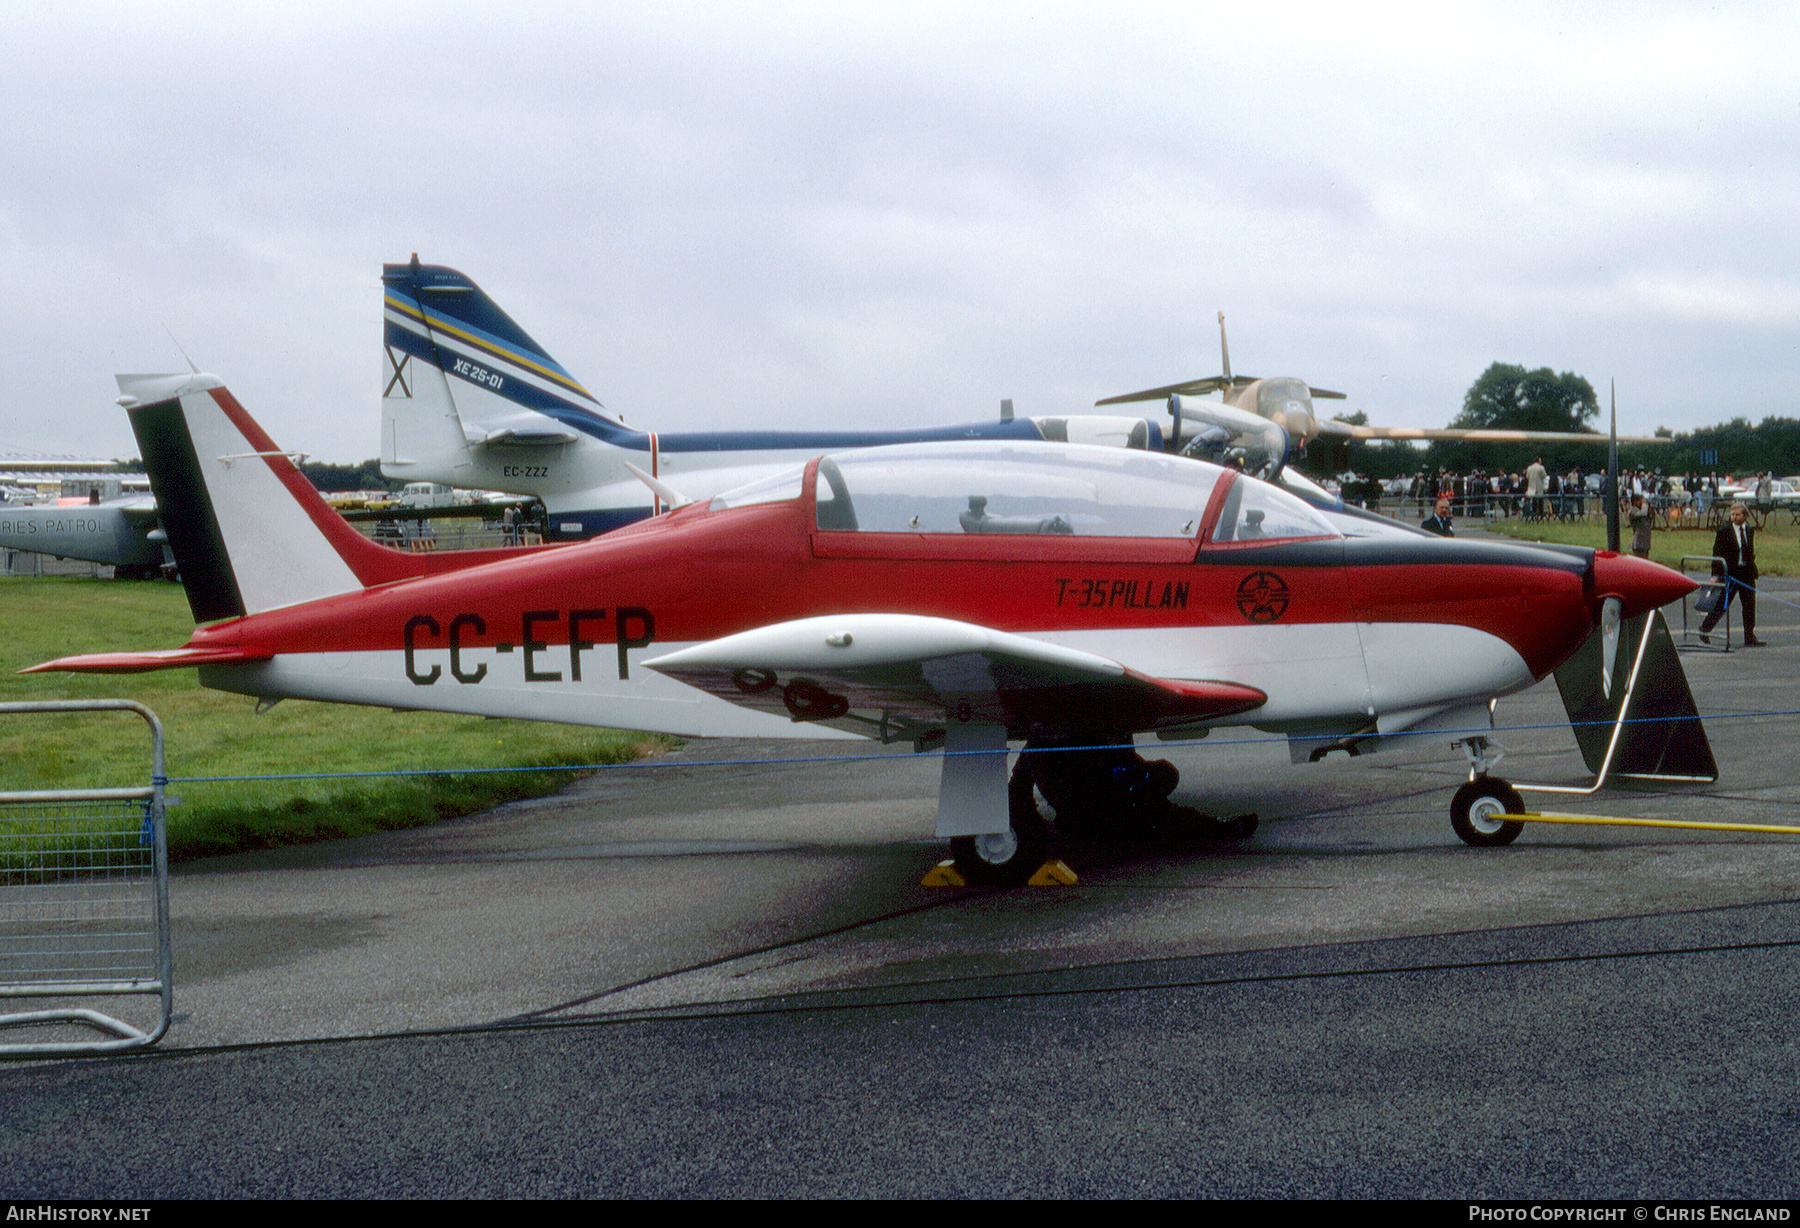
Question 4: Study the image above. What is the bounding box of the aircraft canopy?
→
[714,441,1339,544]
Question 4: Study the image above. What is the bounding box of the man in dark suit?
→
[1422,497,1454,537]
[1701,501,1764,646]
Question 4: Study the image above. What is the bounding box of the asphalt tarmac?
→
[6,574,1800,1198]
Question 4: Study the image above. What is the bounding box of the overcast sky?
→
[3,1,1795,462]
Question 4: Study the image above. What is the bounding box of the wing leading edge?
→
[1315,420,1669,446]
[643,613,1266,743]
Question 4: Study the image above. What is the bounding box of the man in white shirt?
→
[1701,502,1764,646]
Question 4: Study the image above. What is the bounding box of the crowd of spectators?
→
[1343,466,1745,525]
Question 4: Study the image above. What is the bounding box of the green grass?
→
[1,577,670,863]
[1480,512,1800,577]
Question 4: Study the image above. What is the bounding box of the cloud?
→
[2,1,1797,458]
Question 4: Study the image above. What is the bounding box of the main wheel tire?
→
[1451,779,1526,847]
[949,759,1052,885]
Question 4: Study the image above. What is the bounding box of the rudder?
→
[119,373,395,619]
[381,258,623,486]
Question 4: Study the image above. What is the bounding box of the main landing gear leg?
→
[948,756,1052,886]
[936,722,1051,886]
[1449,735,1525,847]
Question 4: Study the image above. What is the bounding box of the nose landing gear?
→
[1449,733,1525,846]
[1450,778,1526,847]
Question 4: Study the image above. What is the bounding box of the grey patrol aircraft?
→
[0,487,167,579]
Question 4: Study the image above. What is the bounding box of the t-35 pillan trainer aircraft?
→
[30,373,1698,882]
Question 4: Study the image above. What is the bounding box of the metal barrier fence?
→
[355,520,541,552]
[0,700,171,1055]
[1676,555,1732,650]
[2,551,108,578]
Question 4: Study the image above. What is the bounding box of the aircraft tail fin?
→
[381,257,621,484]
[117,373,490,623]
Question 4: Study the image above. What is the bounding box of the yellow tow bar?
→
[1522,811,1800,837]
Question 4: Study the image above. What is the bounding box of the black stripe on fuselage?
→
[129,398,246,623]
[1206,536,1593,574]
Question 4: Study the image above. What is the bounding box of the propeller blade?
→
[1601,595,1622,700]
[1554,609,1719,782]
[1605,380,1621,553]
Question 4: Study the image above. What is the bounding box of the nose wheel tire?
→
[1451,778,1526,847]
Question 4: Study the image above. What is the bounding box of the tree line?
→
[1310,362,1799,481]
[106,456,401,494]
[108,361,1797,491]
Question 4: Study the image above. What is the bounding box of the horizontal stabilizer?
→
[1096,375,1243,404]
[472,426,582,447]
[23,646,272,675]
[1096,376,1343,405]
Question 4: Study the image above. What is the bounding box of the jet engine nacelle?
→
[1027,415,1160,450]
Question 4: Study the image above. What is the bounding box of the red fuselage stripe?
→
[178,499,1599,681]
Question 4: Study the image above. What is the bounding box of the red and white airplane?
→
[30,373,1697,881]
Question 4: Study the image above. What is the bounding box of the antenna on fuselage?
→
[1605,381,1621,553]
[161,324,200,375]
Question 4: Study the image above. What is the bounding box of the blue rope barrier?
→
[1730,578,1800,611]
[163,705,1790,787]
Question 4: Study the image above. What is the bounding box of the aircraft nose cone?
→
[1275,404,1316,443]
[1592,550,1698,619]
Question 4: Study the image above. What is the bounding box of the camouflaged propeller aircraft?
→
[1097,312,1669,478]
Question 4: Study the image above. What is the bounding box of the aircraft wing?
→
[1095,376,1238,405]
[338,501,529,523]
[643,614,1266,743]
[1317,420,1670,445]
[1096,379,1343,407]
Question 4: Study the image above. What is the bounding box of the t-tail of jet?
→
[381,256,635,479]
[380,257,1177,540]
